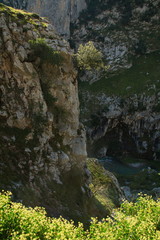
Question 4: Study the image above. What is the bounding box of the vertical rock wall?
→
[0,4,89,221]
[0,0,87,37]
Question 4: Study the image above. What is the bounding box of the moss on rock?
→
[87,158,124,215]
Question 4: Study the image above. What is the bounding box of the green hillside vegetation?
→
[0,192,160,239]
[87,158,121,214]
[29,38,64,66]
[80,51,160,97]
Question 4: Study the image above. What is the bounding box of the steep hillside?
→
[2,0,159,163]
[1,0,160,71]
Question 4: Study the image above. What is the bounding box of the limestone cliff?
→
[0,3,124,223]
[0,0,87,38]
[84,92,160,161]
[72,0,160,79]
[0,3,89,221]
[75,0,160,162]
[2,0,160,72]
[79,51,160,161]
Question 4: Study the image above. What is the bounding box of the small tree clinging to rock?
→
[76,41,109,71]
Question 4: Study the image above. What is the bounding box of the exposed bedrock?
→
[0,3,124,223]
[83,93,160,161]
[0,0,87,38]
[0,4,90,222]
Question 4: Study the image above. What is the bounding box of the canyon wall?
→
[0,3,90,221]
[72,0,160,81]
[0,0,160,215]
[0,0,87,37]
[82,93,160,161]
[75,0,160,161]
[0,2,125,223]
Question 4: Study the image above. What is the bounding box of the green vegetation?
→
[0,3,48,28]
[87,158,121,214]
[29,38,64,66]
[89,195,160,240]
[0,191,160,239]
[79,51,160,97]
[75,41,108,71]
[130,168,160,191]
[79,51,160,122]
[0,191,85,240]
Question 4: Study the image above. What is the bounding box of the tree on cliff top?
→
[75,41,109,71]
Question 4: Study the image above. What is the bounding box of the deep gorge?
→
[0,0,160,223]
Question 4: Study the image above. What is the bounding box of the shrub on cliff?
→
[0,191,160,239]
[75,41,109,71]
[29,38,64,66]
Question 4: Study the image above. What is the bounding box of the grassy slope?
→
[87,158,123,214]
[79,51,160,97]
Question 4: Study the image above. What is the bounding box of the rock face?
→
[0,0,87,38]
[73,0,160,162]
[0,3,90,221]
[72,0,160,81]
[2,0,160,71]
[0,3,132,224]
[81,91,160,161]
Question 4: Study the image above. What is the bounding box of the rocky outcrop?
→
[80,91,160,161]
[87,158,125,212]
[121,166,160,201]
[2,0,160,71]
[0,3,90,222]
[0,0,87,38]
[75,0,160,162]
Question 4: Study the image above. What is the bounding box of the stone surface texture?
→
[0,0,87,37]
[81,92,160,161]
[72,0,160,81]
[0,4,89,221]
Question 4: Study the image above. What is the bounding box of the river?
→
[99,156,147,176]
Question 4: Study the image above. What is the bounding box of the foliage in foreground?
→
[0,191,160,239]
[75,41,109,71]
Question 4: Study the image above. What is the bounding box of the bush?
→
[0,191,85,240]
[0,191,160,239]
[29,38,64,66]
[75,41,109,71]
[89,195,160,240]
